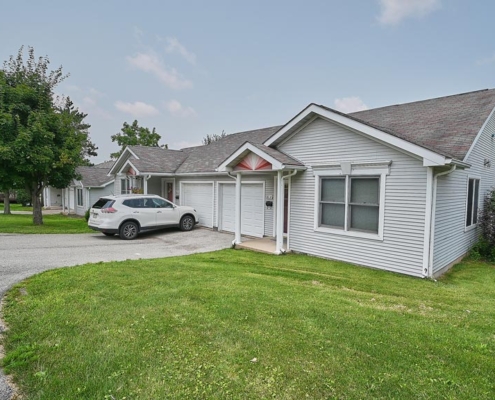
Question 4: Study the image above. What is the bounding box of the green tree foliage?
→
[0,46,97,224]
[202,129,227,145]
[110,120,165,159]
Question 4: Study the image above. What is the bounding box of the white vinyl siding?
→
[433,109,495,274]
[280,117,428,277]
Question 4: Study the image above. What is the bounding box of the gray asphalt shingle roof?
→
[175,126,284,173]
[118,88,495,173]
[127,146,188,173]
[346,88,495,160]
[76,161,115,187]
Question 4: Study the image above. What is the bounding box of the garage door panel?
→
[182,183,213,228]
[220,183,264,237]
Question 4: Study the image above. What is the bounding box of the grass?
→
[2,250,495,399]
[0,203,33,212]
[0,213,91,234]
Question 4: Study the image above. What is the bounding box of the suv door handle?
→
[157,211,162,213]
[133,211,139,213]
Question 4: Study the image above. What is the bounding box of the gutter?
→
[427,165,457,278]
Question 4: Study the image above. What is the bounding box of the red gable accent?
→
[234,153,272,171]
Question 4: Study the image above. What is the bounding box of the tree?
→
[202,130,227,145]
[110,120,165,159]
[0,46,97,224]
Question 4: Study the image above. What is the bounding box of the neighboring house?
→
[43,161,115,216]
[109,89,495,278]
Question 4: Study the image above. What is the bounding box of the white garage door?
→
[181,183,214,228]
[220,183,264,237]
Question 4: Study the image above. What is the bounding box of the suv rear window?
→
[92,198,115,209]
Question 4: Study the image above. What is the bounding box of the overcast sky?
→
[1,0,494,163]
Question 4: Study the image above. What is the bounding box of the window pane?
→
[473,179,480,224]
[350,205,379,233]
[92,198,114,209]
[351,178,379,205]
[321,178,345,203]
[321,203,345,228]
[466,179,474,226]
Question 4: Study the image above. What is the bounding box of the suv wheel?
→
[180,215,194,231]
[120,221,139,240]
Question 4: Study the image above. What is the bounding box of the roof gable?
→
[216,142,305,172]
[76,161,115,187]
[265,89,495,166]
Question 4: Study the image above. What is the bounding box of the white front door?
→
[181,182,214,228]
[220,183,264,237]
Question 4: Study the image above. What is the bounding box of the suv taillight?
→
[101,207,117,213]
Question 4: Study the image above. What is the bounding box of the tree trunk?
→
[3,189,11,214]
[31,183,43,225]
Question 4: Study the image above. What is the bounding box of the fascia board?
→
[265,104,448,167]
[463,105,495,162]
[108,147,140,176]
[217,142,284,172]
[263,104,315,147]
[118,160,141,175]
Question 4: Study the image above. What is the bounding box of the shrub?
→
[84,209,90,222]
[472,189,495,261]
[16,189,31,206]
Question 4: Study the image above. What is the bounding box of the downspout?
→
[144,175,151,194]
[80,181,84,215]
[428,165,456,278]
[276,169,298,254]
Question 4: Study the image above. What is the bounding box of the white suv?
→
[88,194,199,240]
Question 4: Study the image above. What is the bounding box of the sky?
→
[1,0,494,163]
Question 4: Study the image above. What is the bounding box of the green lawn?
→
[0,203,33,212]
[0,213,91,234]
[2,250,495,399]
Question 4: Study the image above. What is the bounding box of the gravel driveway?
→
[0,228,234,400]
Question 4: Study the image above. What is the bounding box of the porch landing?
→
[237,236,288,254]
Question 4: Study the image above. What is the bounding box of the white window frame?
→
[313,161,390,241]
[76,188,83,207]
[465,176,481,231]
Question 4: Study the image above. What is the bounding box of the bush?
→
[84,209,90,222]
[472,190,495,261]
[16,189,31,206]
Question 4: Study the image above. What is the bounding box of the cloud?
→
[127,52,193,90]
[164,99,197,117]
[477,54,495,66]
[165,37,197,65]
[333,97,369,113]
[114,101,160,117]
[88,87,104,97]
[377,0,441,25]
[83,96,97,106]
